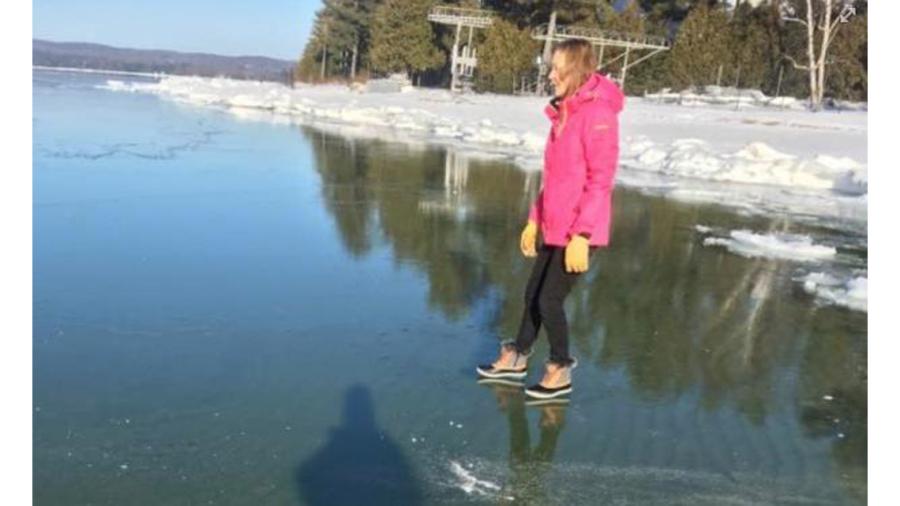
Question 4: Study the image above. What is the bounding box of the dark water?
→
[34,69,867,505]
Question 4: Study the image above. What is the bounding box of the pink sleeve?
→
[568,109,619,236]
[528,188,543,224]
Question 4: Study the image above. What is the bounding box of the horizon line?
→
[33,37,301,62]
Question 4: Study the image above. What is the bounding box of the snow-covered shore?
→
[100,75,867,230]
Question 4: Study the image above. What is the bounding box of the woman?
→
[477,39,624,400]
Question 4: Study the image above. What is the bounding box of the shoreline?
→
[33,65,167,78]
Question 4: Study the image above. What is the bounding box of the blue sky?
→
[33,0,322,61]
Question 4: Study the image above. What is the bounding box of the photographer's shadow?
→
[296,384,423,505]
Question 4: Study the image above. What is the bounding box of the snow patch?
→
[799,272,867,312]
[702,230,836,262]
[448,461,510,499]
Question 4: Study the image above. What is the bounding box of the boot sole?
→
[524,385,572,399]
[476,366,527,380]
[525,397,570,407]
[477,377,525,388]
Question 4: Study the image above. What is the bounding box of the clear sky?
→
[33,0,322,61]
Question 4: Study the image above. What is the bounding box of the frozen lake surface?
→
[34,69,866,505]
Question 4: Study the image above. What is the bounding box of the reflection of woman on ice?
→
[478,40,624,399]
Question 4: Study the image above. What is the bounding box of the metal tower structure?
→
[427,6,495,93]
[532,21,670,93]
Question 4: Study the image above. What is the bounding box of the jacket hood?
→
[575,72,624,114]
[545,72,625,121]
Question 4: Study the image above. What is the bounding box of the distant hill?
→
[33,39,296,83]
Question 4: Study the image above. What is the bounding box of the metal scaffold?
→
[532,15,670,93]
[427,6,495,93]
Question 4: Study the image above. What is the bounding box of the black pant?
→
[513,244,595,366]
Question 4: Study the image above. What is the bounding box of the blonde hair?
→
[551,39,597,134]
[552,39,598,98]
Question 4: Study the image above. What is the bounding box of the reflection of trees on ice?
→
[702,220,791,375]
[444,149,469,196]
[475,382,566,504]
[417,148,471,220]
[303,126,866,502]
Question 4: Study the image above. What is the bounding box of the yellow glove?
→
[565,235,590,273]
[520,220,538,258]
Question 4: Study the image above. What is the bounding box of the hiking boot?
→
[476,342,531,380]
[525,359,577,399]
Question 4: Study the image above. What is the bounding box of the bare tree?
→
[781,0,857,110]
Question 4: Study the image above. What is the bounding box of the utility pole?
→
[452,22,462,92]
[775,65,784,100]
[537,10,557,96]
[350,0,359,80]
[320,21,329,81]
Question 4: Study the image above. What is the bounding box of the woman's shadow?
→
[296,384,423,506]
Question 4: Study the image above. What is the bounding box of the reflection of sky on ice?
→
[33,69,867,505]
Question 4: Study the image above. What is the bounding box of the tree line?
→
[294,1,867,106]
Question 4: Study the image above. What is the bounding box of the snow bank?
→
[799,272,867,312]
[101,76,548,154]
[624,137,867,195]
[700,229,837,262]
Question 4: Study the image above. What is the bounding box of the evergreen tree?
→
[485,0,606,28]
[639,0,694,26]
[727,3,774,90]
[600,1,647,77]
[667,3,732,89]
[295,0,377,83]
[370,0,446,82]
[476,19,539,93]
[324,0,379,80]
[825,10,867,101]
[291,0,866,101]
[625,16,674,94]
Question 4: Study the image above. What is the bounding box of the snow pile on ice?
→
[102,79,132,92]
[701,229,837,262]
[448,461,510,499]
[624,137,867,195]
[799,272,867,312]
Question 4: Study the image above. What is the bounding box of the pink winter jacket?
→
[528,72,625,247]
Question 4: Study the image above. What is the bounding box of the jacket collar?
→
[543,72,622,123]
